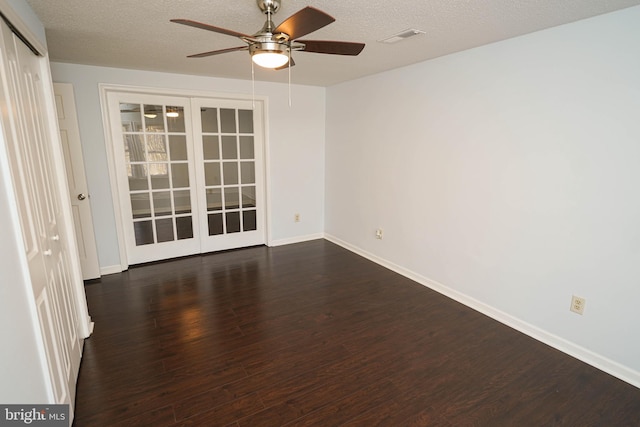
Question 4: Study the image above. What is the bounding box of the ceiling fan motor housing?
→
[249,40,288,55]
[257,0,281,15]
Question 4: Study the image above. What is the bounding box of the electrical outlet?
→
[294,213,300,223]
[375,228,383,240]
[570,295,586,315]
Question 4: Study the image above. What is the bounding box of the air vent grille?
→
[378,29,426,44]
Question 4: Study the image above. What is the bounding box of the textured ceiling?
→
[25,0,640,87]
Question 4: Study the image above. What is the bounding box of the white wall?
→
[50,63,326,271]
[325,6,640,384]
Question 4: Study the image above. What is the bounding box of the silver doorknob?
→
[77,193,87,200]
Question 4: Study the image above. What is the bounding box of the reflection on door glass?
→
[134,221,154,245]
[242,186,256,208]
[166,106,185,132]
[203,135,220,160]
[169,135,187,160]
[156,218,174,242]
[221,136,238,159]
[239,136,254,159]
[243,210,257,231]
[226,211,241,233]
[201,108,218,133]
[223,162,238,185]
[120,103,142,132]
[149,163,170,189]
[144,105,164,132]
[124,134,146,162]
[224,187,240,209]
[204,162,221,186]
[146,135,168,161]
[208,213,223,235]
[128,164,148,191]
[176,216,193,240]
[171,163,189,188]
[206,188,222,211]
[173,190,191,214]
[130,193,151,218]
[220,109,236,133]
[238,109,253,133]
[153,191,172,216]
[240,162,255,184]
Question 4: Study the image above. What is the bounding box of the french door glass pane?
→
[167,106,185,132]
[169,135,187,160]
[120,103,142,131]
[201,107,257,237]
[242,187,256,208]
[206,188,222,211]
[238,110,254,133]
[243,210,257,231]
[120,102,194,246]
[201,108,218,132]
[239,136,254,159]
[208,213,223,235]
[203,136,220,160]
[171,163,190,188]
[220,109,236,133]
[204,162,221,186]
[176,216,193,239]
[144,105,164,131]
[156,218,174,242]
[134,221,153,245]
[221,136,237,159]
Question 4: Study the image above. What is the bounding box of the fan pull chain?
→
[251,60,256,110]
[288,49,292,107]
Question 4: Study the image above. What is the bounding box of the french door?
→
[106,91,265,265]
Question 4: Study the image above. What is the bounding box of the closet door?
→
[0,19,82,406]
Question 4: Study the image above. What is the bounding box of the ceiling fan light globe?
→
[251,51,289,68]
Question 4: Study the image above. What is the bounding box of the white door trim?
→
[99,84,271,270]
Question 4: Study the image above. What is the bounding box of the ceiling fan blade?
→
[274,7,335,40]
[171,19,251,39]
[275,58,296,70]
[187,46,248,58]
[297,40,365,56]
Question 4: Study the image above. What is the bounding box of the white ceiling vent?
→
[378,29,426,44]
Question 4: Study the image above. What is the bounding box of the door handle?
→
[77,193,87,200]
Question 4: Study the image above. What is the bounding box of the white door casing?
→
[0,17,87,410]
[54,82,101,280]
[102,87,267,266]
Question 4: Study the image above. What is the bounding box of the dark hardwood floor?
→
[73,239,640,426]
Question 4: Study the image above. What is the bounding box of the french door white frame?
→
[99,84,272,271]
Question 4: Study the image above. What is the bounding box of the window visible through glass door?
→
[120,103,194,246]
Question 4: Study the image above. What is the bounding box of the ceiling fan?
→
[171,0,365,70]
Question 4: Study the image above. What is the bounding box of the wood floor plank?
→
[73,239,640,426]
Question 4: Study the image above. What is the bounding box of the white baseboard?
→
[100,264,123,275]
[324,234,640,389]
[268,233,325,247]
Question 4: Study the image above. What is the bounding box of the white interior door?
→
[107,92,201,264]
[106,90,266,265]
[0,20,82,407]
[54,82,101,280]
[193,98,266,253]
